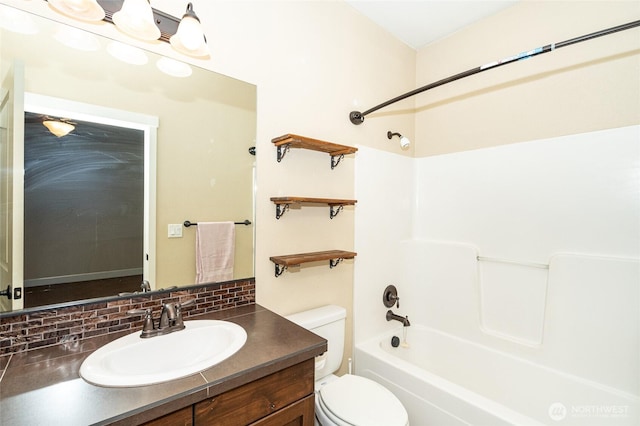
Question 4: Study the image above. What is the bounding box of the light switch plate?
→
[168,224,183,238]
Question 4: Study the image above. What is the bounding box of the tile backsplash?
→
[0,278,255,356]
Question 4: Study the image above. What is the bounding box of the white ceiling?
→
[346,0,520,49]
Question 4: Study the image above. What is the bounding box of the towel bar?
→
[184,220,251,227]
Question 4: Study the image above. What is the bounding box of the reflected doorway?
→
[24,112,144,306]
[22,93,157,307]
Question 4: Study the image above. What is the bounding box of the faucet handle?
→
[383,285,400,308]
[178,299,196,309]
[175,299,196,328]
[127,308,155,332]
[127,308,151,316]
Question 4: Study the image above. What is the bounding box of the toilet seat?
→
[317,375,408,426]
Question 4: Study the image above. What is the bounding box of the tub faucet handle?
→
[383,285,400,308]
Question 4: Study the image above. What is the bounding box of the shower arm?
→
[349,19,640,125]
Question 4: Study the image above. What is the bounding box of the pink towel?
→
[195,222,235,283]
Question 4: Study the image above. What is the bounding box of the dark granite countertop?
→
[0,304,326,425]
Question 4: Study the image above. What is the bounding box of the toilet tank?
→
[286,305,346,380]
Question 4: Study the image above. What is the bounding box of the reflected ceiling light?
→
[48,0,105,22]
[43,118,76,138]
[0,5,39,34]
[156,57,192,78]
[54,25,101,51]
[387,131,411,150]
[170,3,209,58]
[107,40,148,65]
[112,0,160,42]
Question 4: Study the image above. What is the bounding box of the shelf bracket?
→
[274,264,287,277]
[329,258,344,269]
[276,144,291,162]
[275,203,290,220]
[329,205,344,219]
[330,154,344,169]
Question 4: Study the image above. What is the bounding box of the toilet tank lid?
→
[285,305,346,329]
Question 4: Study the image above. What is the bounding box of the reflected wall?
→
[0,7,256,311]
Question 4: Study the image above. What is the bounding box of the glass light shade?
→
[170,3,209,58]
[48,0,105,22]
[43,120,75,138]
[112,0,160,41]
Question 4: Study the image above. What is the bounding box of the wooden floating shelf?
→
[270,250,357,277]
[270,197,357,219]
[271,134,358,169]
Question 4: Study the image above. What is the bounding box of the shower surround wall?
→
[354,126,639,420]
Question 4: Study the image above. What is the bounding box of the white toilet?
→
[286,305,409,426]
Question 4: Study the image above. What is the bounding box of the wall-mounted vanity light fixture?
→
[46,0,210,59]
[43,117,76,137]
[387,131,410,150]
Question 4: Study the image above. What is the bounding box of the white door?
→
[0,60,24,312]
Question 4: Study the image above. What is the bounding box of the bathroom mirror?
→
[0,4,256,314]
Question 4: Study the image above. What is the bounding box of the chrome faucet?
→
[127,299,196,338]
[386,310,411,327]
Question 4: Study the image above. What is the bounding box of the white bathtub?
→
[355,325,639,426]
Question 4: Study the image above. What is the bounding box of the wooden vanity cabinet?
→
[143,406,193,426]
[143,359,315,426]
[195,359,315,425]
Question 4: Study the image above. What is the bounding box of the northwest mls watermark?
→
[548,402,629,421]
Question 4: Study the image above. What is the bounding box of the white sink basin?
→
[80,320,247,387]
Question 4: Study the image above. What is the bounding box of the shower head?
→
[387,131,410,149]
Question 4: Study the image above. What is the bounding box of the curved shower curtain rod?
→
[349,20,640,125]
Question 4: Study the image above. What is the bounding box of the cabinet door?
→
[194,359,314,426]
[142,406,193,426]
[250,395,315,426]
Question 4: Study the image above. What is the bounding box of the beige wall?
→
[415,0,640,156]
[203,1,416,374]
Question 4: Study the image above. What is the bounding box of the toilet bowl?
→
[315,374,409,426]
[286,305,409,426]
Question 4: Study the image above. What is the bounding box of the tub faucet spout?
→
[386,310,410,327]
